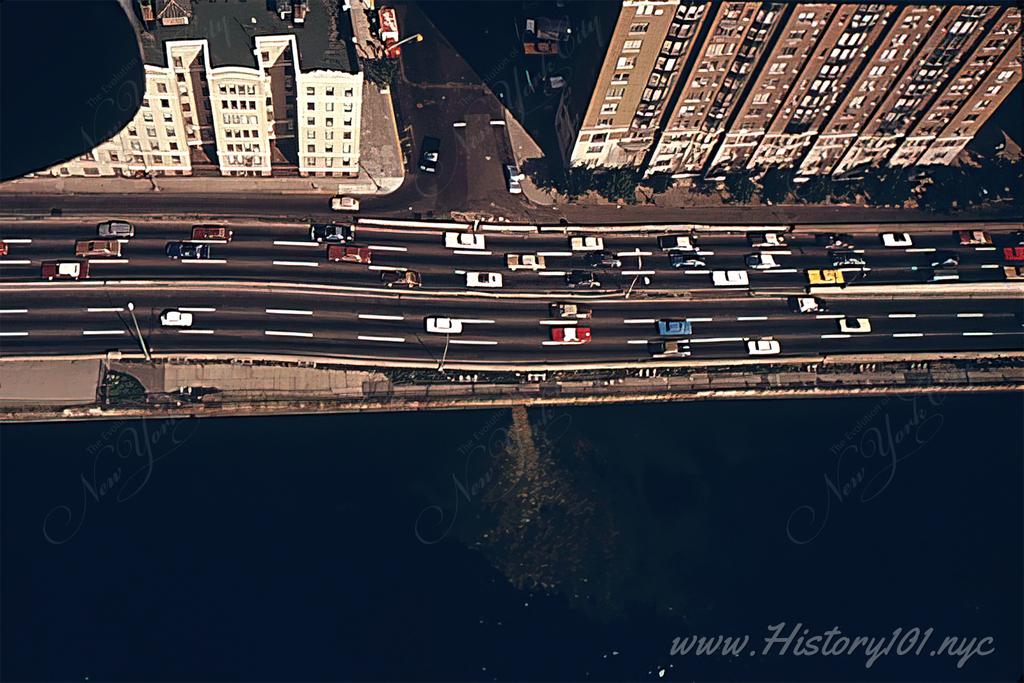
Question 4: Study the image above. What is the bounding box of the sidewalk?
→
[504,107,556,207]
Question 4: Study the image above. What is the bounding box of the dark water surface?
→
[2,393,1021,682]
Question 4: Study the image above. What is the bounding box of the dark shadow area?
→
[0,0,144,180]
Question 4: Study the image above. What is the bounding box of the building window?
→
[325,145,334,154]
[326,102,334,112]
[629,22,648,33]
[769,62,786,75]
[342,131,352,140]
[326,131,334,140]
[600,102,618,114]
[606,87,625,99]
[146,127,156,137]
[306,117,315,126]
[344,88,354,97]
[157,83,167,93]
[587,145,603,154]
[616,56,635,69]
[326,117,334,127]
[612,72,630,84]
[307,130,315,139]
[623,39,643,52]
[307,144,315,153]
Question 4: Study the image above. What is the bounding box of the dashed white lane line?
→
[737,316,768,321]
[626,339,649,345]
[357,335,405,343]
[696,250,715,256]
[180,307,216,313]
[359,314,404,321]
[537,251,572,257]
[87,307,124,313]
[821,333,851,339]
[893,333,924,338]
[905,247,936,253]
[450,339,499,346]
[265,330,314,338]
[180,259,228,264]
[266,308,313,316]
[0,260,32,265]
[368,265,407,272]
[957,312,984,318]
[617,250,652,257]
[274,240,320,247]
[367,245,408,252]
[88,258,129,264]
[0,308,29,314]
[458,318,496,324]
[975,246,997,251]
[453,249,493,256]
[538,271,568,276]
[0,331,29,337]
[760,250,792,255]
[688,317,713,323]
[539,319,575,325]
[690,337,744,344]
[83,329,126,336]
[624,318,655,324]
[684,269,710,275]
[762,268,799,274]
[962,331,994,336]
[888,313,916,318]
[622,270,656,276]
[980,264,1000,269]
[273,260,318,267]
[179,329,215,335]
[816,314,844,319]
[1,239,31,244]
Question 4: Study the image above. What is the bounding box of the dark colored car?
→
[818,233,855,250]
[310,223,355,243]
[565,270,600,288]
[831,251,866,268]
[669,252,707,269]
[584,249,622,268]
[419,136,440,173]
[165,242,211,259]
[929,251,960,268]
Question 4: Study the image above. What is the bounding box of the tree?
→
[797,175,831,204]
[723,171,756,204]
[759,167,794,205]
[641,171,676,195]
[596,168,640,204]
[862,167,916,206]
[689,175,717,196]
[561,166,596,201]
[363,57,399,89]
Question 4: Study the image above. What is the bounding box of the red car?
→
[192,225,233,241]
[1003,246,1024,262]
[328,245,372,263]
[0,242,8,257]
[549,327,592,344]
[379,7,401,57]
[42,260,89,281]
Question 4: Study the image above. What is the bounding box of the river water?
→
[2,392,1021,681]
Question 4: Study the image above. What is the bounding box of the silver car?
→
[97,220,135,238]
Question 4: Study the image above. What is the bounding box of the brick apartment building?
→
[559,1,1021,178]
[46,0,363,178]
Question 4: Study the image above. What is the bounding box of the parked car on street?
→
[191,225,233,241]
[506,253,546,271]
[503,164,524,194]
[657,234,697,251]
[327,245,372,263]
[746,338,781,355]
[165,242,211,259]
[1004,266,1024,280]
[419,136,440,173]
[41,260,89,281]
[750,232,785,248]
[569,236,604,251]
[549,302,592,319]
[331,196,360,212]
[97,220,134,238]
[75,239,121,258]
[957,230,991,245]
[310,223,355,243]
[648,339,690,356]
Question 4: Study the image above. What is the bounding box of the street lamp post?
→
[127,302,152,362]
[437,333,451,373]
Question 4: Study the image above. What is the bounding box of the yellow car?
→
[807,269,845,286]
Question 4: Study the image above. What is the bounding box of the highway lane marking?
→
[893,333,924,338]
[962,331,994,336]
[816,314,843,319]
[690,337,743,344]
[179,329,215,334]
[975,246,997,251]
[0,309,29,314]
[357,335,405,343]
[980,264,1000,269]
[368,265,407,272]
[888,313,916,318]
[737,316,768,321]
[274,240,319,247]
[358,314,404,321]
[540,319,575,325]
[1,239,31,244]
[265,330,314,338]
[82,329,126,336]
[367,245,408,252]
[273,260,319,267]
[623,319,655,324]
[0,331,29,337]
[537,251,572,257]
[956,313,984,318]
[821,333,851,339]
[622,270,656,276]
[616,250,651,257]
[696,250,715,256]
[88,259,129,264]
[453,249,493,256]
[683,269,709,275]
[87,307,126,313]
[905,247,936,253]
[266,308,313,316]
[450,339,499,346]
[458,318,496,324]
[543,340,590,346]
[181,259,228,264]
[626,339,649,345]
[761,268,799,274]
[538,271,567,276]
[688,317,713,322]
[180,307,216,312]
[0,260,32,265]
[759,250,792,255]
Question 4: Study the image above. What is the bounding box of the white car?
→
[657,235,696,251]
[747,338,781,355]
[750,232,786,248]
[711,270,749,287]
[838,317,872,334]
[506,253,547,271]
[444,232,486,250]
[881,232,913,248]
[425,317,463,335]
[569,236,604,251]
[160,309,194,327]
[745,253,779,270]
[466,272,503,288]
[504,164,524,194]
[330,196,360,212]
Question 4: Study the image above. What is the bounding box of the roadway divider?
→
[357,218,471,230]
[810,282,1024,297]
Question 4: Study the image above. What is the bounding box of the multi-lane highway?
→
[1,218,1022,368]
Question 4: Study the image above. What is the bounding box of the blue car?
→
[657,319,692,336]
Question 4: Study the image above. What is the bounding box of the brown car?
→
[382,270,421,288]
[192,225,233,241]
[328,245,372,263]
[74,239,122,258]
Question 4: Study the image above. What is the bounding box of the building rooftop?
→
[139,0,357,73]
